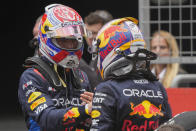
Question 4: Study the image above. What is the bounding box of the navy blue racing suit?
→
[90,79,172,131]
[18,61,92,131]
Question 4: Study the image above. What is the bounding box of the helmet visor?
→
[47,24,87,38]
[51,37,83,50]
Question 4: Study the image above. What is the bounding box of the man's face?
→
[85,23,103,46]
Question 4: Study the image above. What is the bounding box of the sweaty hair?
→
[84,10,113,25]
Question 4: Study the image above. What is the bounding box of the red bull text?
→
[122,119,159,131]
[100,32,127,60]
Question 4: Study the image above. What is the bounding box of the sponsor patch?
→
[93,97,105,103]
[63,107,80,122]
[129,100,164,118]
[28,92,41,103]
[22,80,32,90]
[25,86,36,97]
[30,97,46,111]
[95,92,107,97]
[92,119,99,126]
[133,79,149,84]
[123,89,163,99]
[48,86,56,92]
[91,110,101,118]
[122,119,159,131]
[71,107,80,118]
[52,97,81,107]
[34,104,48,114]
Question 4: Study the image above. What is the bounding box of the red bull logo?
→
[99,32,127,60]
[104,25,128,40]
[63,107,80,125]
[129,100,164,118]
[63,110,75,121]
[63,110,76,125]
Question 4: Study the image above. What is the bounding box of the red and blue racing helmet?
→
[38,4,87,68]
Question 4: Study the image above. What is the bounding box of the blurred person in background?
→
[84,10,113,51]
[79,10,113,90]
[90,17,172,131]
[28,15,43,57]
[150,30,187,88]
[18,4,93,131]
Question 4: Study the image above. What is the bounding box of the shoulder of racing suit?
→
[19,57,92,130]
[23,56,91,91]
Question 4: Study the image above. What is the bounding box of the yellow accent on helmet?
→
[110,17,138,25]
[40,18,53,34]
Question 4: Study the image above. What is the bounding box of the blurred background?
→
[1,0,195,130]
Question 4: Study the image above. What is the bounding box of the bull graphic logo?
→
[129,100,164,118]
[104,25,128,40]
[63,107,80,125]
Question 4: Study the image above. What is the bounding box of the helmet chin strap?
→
[54,64,82,90]
[116,48,157,61]
[54,64,67,88]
